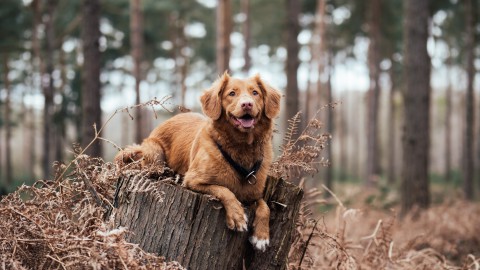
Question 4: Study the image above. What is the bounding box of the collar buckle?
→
[246,171,257,185]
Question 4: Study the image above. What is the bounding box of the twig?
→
[298,219,319,269]
[321,184,344,208]
[467,254,480,270]
[75,160,104,208]
[361,219,382,241]
[361,219,383,257]
[388,241,394,260]
[45,255,67,270]
[272,201,287,208]
[97,137,123,151]
[55,97,171,182]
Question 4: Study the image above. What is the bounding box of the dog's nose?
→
[241,101,253,110]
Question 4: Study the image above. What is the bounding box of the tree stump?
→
[113,174,303,270]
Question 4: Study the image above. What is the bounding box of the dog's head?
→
[201,72,281,132]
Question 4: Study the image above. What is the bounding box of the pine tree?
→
[285,0,300,129]
[81,0,102,157]
[401,0,431,216]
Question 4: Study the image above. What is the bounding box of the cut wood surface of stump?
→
[113,173,303,270]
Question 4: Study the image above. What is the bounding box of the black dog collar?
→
[215,141,262,185]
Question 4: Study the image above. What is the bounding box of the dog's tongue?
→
[237,118,255,128]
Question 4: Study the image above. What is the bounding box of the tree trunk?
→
[366,0,381,187]
[114,176,303,270]
[241,0,251,73]
[445,55,452,183]
[324,52,334,195]
[304,61,313,128]
[173,17,188,108]
[401,0,431,216]
[25,89,36,181]
[216,0,231,73]
[0,127,2,186]
[81,0,102,157]
[387,62,397,184]
[43,0,57,179]
[339,91,348,181]
[463,0,475,200]
[354,98,362,180]
[130,0,144,143]
[304,0,326,141]
[3,55,12,185]
[29,0,41,181]
[55,45,68,163]
[285,0,300,131]
[314,0,327,112]
[21,90,29,177]
[179,53,188,109]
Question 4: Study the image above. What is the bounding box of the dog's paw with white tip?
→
[241,213,248,231]
[235,213,248,232]
[249,236,270,252]
[226,204,248,232]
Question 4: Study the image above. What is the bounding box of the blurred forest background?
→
[0,0,479,215]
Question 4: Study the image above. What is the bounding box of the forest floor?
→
[288,181,480,269]
[0,154,479,269]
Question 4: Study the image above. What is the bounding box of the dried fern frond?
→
[270,109,332,180]
[281,112,302,153]
[0,154,184,269]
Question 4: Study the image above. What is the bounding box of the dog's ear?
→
[254,74,281,119]
[201,71,230,120]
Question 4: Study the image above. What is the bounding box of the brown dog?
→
[115,72,281,251]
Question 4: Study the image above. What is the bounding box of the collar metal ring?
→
[246,171,257,185]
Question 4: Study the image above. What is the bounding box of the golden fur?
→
[115,72,281,251]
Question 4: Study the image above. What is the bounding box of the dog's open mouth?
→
[233,114,255,128]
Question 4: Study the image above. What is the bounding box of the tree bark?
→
[366,0,381,187]
[130,0,144,142]
[285,0,300,125]
[81,0,102,157]
[463,0,475,200]
[401,0,431,216]
[216,0,231,74]
[114,176,303,270]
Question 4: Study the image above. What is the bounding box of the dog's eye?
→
[252,90,259,96]
[228,91,236,96]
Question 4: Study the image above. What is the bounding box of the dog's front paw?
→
[115,146,143,167]
[225,202,248,232]
[249,236,270,252]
